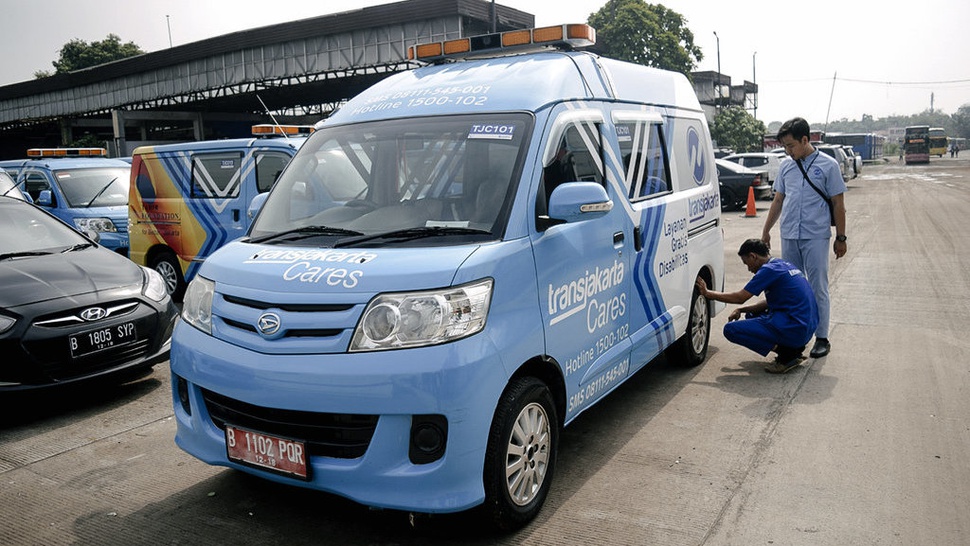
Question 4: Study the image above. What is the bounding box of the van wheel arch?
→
[148,247,186,301]
[665,268,712,367]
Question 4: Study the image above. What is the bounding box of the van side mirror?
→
[248,192,269,220]
[547,182,613,223]
[38,189,53,207]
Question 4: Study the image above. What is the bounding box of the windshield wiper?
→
[248,225,364,244]
[84,177,118,208]
[0,251,53,261]
[61,243,95,253]
[333,226,492,248]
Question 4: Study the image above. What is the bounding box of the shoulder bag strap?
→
[795,158,832,205]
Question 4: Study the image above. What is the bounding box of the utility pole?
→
[752,51,757,120]
[713,31,721,116]
[166,15,173,48]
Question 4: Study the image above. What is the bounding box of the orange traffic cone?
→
[744,186,757,217]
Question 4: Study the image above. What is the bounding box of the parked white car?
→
[721,152,782,186]
[815,144,852,181]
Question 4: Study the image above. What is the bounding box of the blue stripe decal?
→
[633,204,667,321]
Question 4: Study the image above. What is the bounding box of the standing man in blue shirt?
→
[697,239,819,374]
[761,117,847,358]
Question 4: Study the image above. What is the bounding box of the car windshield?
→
[0,171,26,201]
[0,201,88,257]
[250,114,531,245]
[51,167,130,207]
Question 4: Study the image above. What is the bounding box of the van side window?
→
[191,153,243,198]
[23,172,50,202]
[539,122,603,218]
[617,121,670,200]
[255,152,291,193]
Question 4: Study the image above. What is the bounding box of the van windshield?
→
[52,167,130,207]
[250,114,532,244]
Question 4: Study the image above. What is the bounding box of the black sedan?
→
[715,158,770,211]
[0,196,178,392]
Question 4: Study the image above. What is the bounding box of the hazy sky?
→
[3,0,969,126]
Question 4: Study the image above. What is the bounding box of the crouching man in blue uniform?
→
[696,239,819,374]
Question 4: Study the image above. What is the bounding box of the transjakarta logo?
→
[687,126,705,185]
[547,259,626,333]
[689,189,720,222]
[244,249,377,288]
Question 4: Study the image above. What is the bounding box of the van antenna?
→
[256,94,289,139]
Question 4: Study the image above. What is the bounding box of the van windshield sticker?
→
[468,124,515,140]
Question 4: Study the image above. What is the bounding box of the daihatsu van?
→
[170,24,724,530]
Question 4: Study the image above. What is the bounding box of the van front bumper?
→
[170,321,509,513]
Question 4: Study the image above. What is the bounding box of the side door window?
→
[23,171,51,203]
[615,116,671,200]
[191,153,243,199]
[537,111,604,221]
[254,152,292,194]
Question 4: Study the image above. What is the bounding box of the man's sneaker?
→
[810,338,831,358]
[765,356,805,374]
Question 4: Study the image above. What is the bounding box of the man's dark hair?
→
[738,238,770,257]
[777,117,811,142]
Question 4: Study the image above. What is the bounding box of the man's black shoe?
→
[810,338,831,358]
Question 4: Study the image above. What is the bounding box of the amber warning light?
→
[408,24,596,62]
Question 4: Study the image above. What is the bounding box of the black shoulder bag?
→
[795,158,835,226]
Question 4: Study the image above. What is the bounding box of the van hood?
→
[0,250,141,308]
[199,241,479,294]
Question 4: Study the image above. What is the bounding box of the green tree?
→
[711,106,766,152]
[588,0,702,76]
[38,34,144,77]
[950,104,970,138]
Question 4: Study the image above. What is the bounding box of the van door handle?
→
[633,226,642,252]
[233,209,240,222]
[613,231,624,246]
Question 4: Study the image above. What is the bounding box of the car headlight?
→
[0,313,16,335]
[74,217,117,233]
[350,278,492,352]
[141,266,169,303]
[182,276,215,335]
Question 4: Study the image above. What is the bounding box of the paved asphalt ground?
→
[2,155,969,545]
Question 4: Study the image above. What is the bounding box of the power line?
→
[763,75,970,86]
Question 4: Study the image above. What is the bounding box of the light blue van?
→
[0,149,130,255]
[171,25,724,530]
[129,125,313,299]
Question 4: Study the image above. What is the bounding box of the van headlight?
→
[141,267,169,303]
[74,217,117,232]
[350,279,493,352]
[182,276,215,335]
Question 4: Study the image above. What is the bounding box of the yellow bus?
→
[929,127,947,157]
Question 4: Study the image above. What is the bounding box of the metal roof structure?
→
[0,0,533,158]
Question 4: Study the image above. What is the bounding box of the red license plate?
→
[225,425,308,480]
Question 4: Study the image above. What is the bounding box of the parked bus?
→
[928,127,947,157]
[904,125,930,164]
[823,132,886,161]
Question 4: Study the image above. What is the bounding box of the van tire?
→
[666,283,710,367]
[150,251,186,301]
[482,377,558,532]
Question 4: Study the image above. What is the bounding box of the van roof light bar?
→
[251,124,315,137]
[27,148,107,158]
[408,24,596,63]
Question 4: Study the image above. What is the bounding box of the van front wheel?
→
[666,283,710,367]
[150,252,186,301]
[482,377,558,532]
